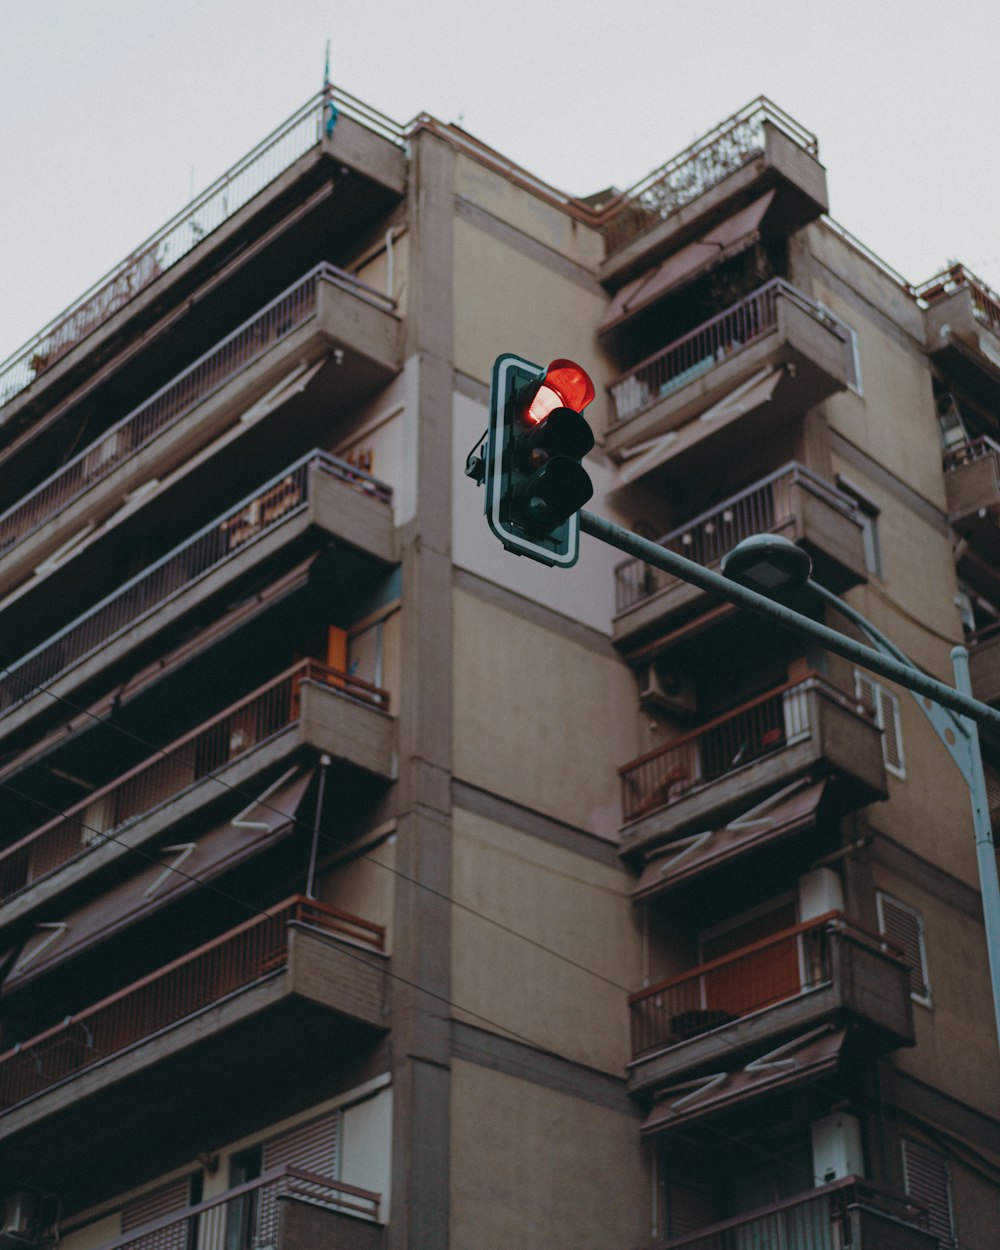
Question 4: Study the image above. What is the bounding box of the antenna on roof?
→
[322,38,338,137]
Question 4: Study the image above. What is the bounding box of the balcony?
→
[99,1167,383,1250]
[601,98,827,283]
[628,913,914,1091]
[652,1176,936,1250]
[0,264,401,596]
[619,675,886,857]
[943,436,1000,530]
[605,282,856,481]
[0,896,388,1179]
[0,88,406,427]
[613,464,865,646]
[968,622,1000,706]
[919,264,1000,406]
[0,661,393,924]
[0,452,395,744]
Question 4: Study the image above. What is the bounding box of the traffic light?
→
[479,353,595,567]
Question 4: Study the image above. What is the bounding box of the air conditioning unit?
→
[637,664,697,718]
[0,1191,57,1248]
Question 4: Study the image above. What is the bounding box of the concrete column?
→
[388,128,455,1250]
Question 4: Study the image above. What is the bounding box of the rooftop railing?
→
[614,463,857,614]
[630,912,904,1059]
[0,451,390,721]
[0,263,393,562]
[98,1165,381,1250]
[0,660,388,904]
[0,87,405,413]
[609,278,851,428]
[619,674,866,824]
[0,894,384,1112]
[942,433,1000,473]
[654,1175,931,1250]
[602,97,818,255]
[916,262,1000,339]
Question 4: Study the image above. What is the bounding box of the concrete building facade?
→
[0,85,997,1248]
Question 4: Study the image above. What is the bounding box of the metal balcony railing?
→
[619,674,856,823]
[0,87,405,411]
[0,660,388,904]
[99,1165,380,1250]
[602,97,818,254]
[654,1175,930,1250]
[916,262,1000,339]
[0,451,390,721]
[942,434,1000,473]
[630,912,904,1059]
[630,912,837,1057]
[609,279,850,428]
[0,264,393,562]
[614,463,858,613]
[100,1165,380,1250]
[0,894,384,1111]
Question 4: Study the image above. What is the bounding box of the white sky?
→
[1,0,997,363]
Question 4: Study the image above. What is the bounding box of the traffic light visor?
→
[525,359,595,425]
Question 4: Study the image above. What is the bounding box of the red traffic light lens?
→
[525,358,595,425]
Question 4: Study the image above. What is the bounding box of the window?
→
[901,1138,955,1246]
[877,891,931,1004]
[855,671,904,777]
[838,477,882,577]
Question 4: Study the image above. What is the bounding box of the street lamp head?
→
[721,534,813,593]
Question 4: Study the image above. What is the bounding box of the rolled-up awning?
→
[616,366,782,486]
[640,1025,845,1137]
[599,191,777,335]
[633,778,826,903]
[3,768,315,987]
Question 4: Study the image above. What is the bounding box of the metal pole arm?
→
[580,510,1000,735]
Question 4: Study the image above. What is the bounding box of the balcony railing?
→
[630,912,834,1056]
[630,912,902,1058]
[0,264,393,562]
[943,434,1000,473]
[917,262,1000,339]
[0,894,384,1112]
[0,660,388,904]
[0,451,389,721]
[619,674,852,823]
[101,1165,380,1250]
[0,87,405,411]
[655,1175,931,1250]
[614,464,857,613]
[602,97,818,254]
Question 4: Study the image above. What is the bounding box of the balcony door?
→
[226,1146,262,1250]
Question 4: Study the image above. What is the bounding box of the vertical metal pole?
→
[951,647,1000,1044]
[305,752,331,899]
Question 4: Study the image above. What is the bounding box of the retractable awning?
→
[615,366,782,486]
[2,768,315,987]
[599,191,777,335]
[633,778,826,902]
[640,1026,845,1137]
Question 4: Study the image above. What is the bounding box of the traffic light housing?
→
[481,353,595,567]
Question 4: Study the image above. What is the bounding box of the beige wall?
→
[321,830,397,952]
[449,1059,647,1250]
[871,869,999,1120]
[451,806,640,1073]
[452,585,640,835]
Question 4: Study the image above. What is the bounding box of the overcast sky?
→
[1,0,997,363]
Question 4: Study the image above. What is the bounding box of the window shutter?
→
[901,1138,954,1246]
[878,686,905,774]
[262,1111,338,1175]
[855,672,905,777]
[121,1179,192,1250]
[877,892,930,1001]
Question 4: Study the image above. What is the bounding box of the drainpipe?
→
[305,753,331,899]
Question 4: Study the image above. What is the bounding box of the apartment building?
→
[0,83,996,1249]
